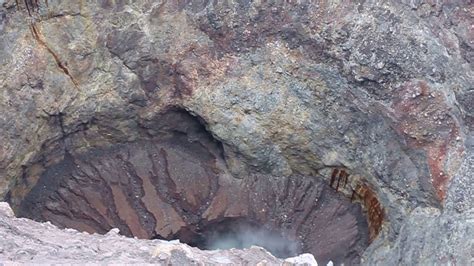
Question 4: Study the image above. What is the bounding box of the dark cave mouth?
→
[5,109,373,264]
[165,218,301,259]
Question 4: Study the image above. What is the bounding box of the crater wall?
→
[0,0,472,264]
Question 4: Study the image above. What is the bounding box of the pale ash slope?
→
[0,202,317,265]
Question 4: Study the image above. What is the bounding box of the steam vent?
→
[0,0,473,265]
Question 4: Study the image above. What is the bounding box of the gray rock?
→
[0,201,14,217]
[0,0,472,265]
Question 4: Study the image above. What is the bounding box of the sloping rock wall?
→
[0,0,472,264]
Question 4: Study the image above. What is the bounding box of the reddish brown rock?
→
[390,80,464,201]
[13,110,369,265]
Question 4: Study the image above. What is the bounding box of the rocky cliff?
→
[0,0,472,265]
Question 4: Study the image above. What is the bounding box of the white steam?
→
[202,222,300,258]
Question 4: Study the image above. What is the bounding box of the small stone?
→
[0,202,15,218]
[158,253,169,260]
[106,228,120,235]
[284,253,318,266]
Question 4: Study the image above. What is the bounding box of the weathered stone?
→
[0,0,472,265]
[0,201,14,217]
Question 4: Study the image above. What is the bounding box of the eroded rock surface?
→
[0,0,472,265]
[14,110,369,264]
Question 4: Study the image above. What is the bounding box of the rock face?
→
[0,0,472,265]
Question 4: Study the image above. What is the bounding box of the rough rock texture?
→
[0,0,472,265]
[0,202,318,265]
[14,109,369,264]
[363,152,474,265]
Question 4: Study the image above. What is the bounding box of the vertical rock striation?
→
[15,109,369,264]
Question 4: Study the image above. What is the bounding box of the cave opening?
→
[5,108,373,265]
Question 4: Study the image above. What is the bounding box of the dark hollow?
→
[9,109,369,265]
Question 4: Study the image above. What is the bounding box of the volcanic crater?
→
[7,109,374,265]
[0,0,472,265]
